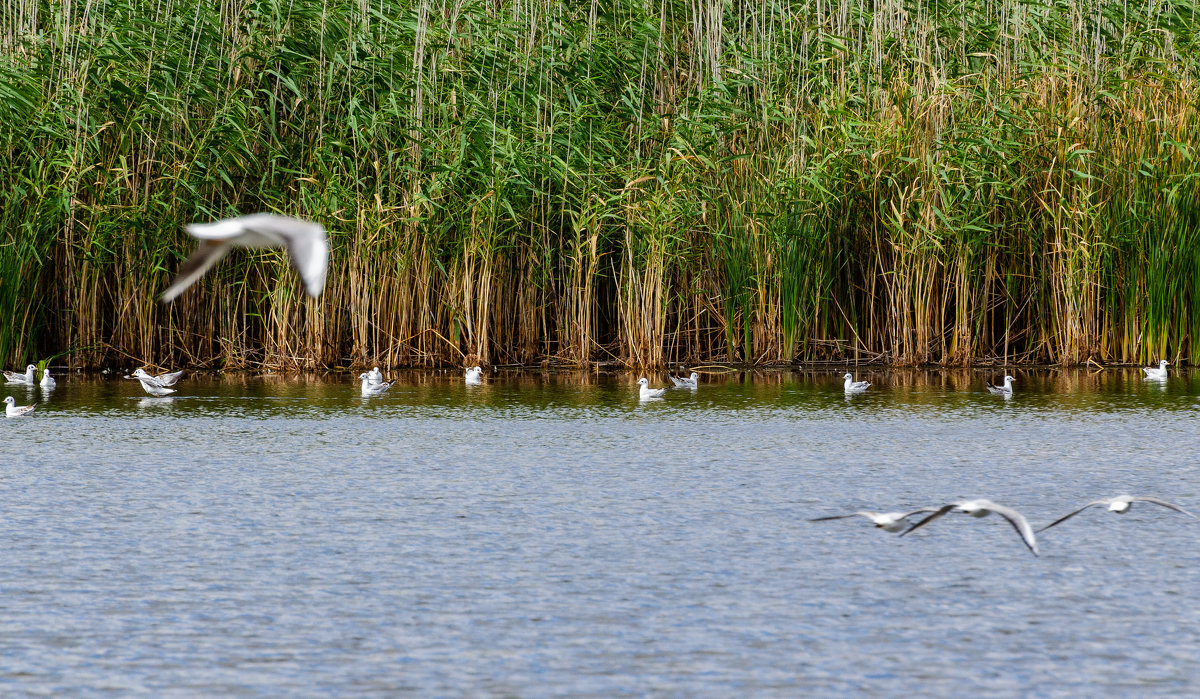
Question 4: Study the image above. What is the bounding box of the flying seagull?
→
[160,214,328,302]
[986,375,1015,396]
[900,499,1039,556]
[810,508,940,533]
[1037,495,1196,533]
[843,373,870,394]
[4,396,37,417]
[669,372,700,388]
[637,377,666,400]
[1142,360,1169,380]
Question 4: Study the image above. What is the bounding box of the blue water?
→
[3,368,1199,694]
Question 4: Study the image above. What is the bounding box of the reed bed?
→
[3,0,1200,369]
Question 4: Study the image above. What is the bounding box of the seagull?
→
[4,396,37,417]
[4,365,36,385]
[986,375,1015,396]
[359,372,394,396]
[810,508,940,533]
[129,367,185,387]
[669,372,700,388]
[160,214,329,302]
[1037,495,1196,533]
[39,368,56,390]
[367,366,384,385]
[900,499,1039,555]
[637,377,667,400]
[843,373,870,394]
[1142,360,1169,380]
[465,366,483,385]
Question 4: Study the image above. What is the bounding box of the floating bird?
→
[843,373,870,394]
[39,368,56,390]
[637,377,667,400]
[160,214,329,302]
[4,365,36,385]
[986,375,1015,396]
[359,372,394,396]
[1037,495,1196,533]
[129,367,185,387]
[1142,359,1169,380]
[669,372,700,388]
[367,366,384,385]
[134,378,176,397]
[900,499,1039,555]
[810,508,940,533]
[4,396,37,417]
[465,366,483,385]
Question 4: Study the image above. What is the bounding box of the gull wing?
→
[160,239,232,302]
[808,512,876,523]
[154,370,185,387]
[669,375,687,387]
[982,502,1039,556]
[900,507,940,519]
[898,504,956,537]
[1035,500,1111,533]
[1129,497,1197,518]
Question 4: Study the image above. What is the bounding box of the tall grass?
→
[3,0,1200,369]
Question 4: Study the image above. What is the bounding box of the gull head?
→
[3,396,13,406]
[638,377,649,387]
[1004,375,1015,384]
[372,366,380,372]
[689,372,700,382]
[358,372,368,380]
[1160,360,1169,368]
[843,373,853,381]
[25,364,36,373]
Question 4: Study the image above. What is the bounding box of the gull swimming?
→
[669,372,700,388]
[367,366,384,385]
[4,396,37,417]
[4,365,36,385]
[1142,360,1169,380]
[359,372,395,396]
[986,375,1015,396]
[843,373,870,394]
[900,499,1039,555]
[637,377,667,400]
[129,367,185,387]
[134,377,176,397]
[160,214,329,302]
[39,368,56,390]
[810,508,939,533]
[465,366,483,385]
[1037,495,1196,533]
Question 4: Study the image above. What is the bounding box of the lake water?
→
[3,368,1199,695]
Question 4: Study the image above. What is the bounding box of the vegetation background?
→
[3,0,1200,370]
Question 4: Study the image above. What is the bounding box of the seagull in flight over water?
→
[900,499,1039,555]
[1037,495,1196,533]
[160,214,329,302]
[810,508,940,533]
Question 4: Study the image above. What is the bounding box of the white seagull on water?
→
[135,378,176,397]
[843,373,870,394]
[669,372,700,388]
[900,499,1039,555]
[39,368,56,390]
[1037,495,1196,533]
[160,214,329,302]
[359,372,395,396]
[4,396,37,417]
[986,375,1015,396]
[465,366,483,385]
[367,367,384,385]
[1142,360,1169,381]
[4,365,36,385]
[128,367,185,387]
[810,508,940,533]
[637,377,667,400]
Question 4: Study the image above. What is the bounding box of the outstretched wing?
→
[1035,500,1109,533]
[1130,497,1197,518]
[985,502,1039,556]
[899,504,956,537]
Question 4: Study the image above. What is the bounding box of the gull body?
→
[810,508,939,533]
[637,377,667,400]
[1142,360,1169,380]
[4,365,36,385]
[359,372,394,396]
[669,372,700,388]
[900,499,1039,555]
[367,367,384,385]
[843,373,870,394]
[986,375,1015,396]
[129,367,185,387]
[1038,495,1196,533]
[4,396,37,417]
[136,378,176,397]
[465,366,483,385]
[161,214,329,302]
[39,368,56,390]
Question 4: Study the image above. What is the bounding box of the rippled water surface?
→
[3,368,1200,695]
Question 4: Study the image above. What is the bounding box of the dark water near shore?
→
[3,368,1199,695]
